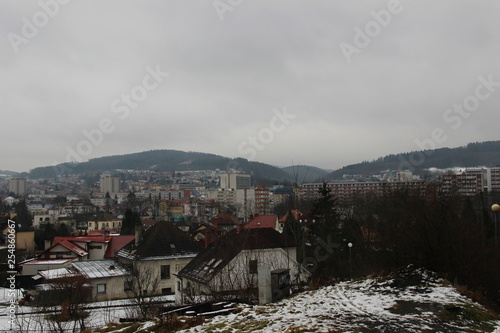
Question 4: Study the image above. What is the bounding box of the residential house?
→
[116,221,203,296]
[87,215,123,232]
[175,218,192,233]
[18,234,134,276]
[191,222,218,247]
[34,266,92,306]
[72,260,130,301]
[35,259,131,303]
[244,215,282,232]
[176,228,309,304]
[160,200,189,220]
[0,216,35,253]
[0,196,17,206]
[210,211,240,235]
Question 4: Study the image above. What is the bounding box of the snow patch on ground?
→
[3,268,498,332]
[179,268,499,333]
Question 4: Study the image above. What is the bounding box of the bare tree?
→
[24,274,93,333]
[125,264,161,319]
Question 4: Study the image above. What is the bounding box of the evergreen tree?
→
[121,208,141,235]
[35,223,57,250]
[125,191,139,210]
[56,223,71,237]
[310,182,340,237]
[13,200,32,230]
[283,210,302,242]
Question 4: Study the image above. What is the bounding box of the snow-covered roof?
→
[72,260,128,279]
[37,267,78,280]
[20,258,76,265]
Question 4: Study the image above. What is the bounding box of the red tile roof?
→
[48,235,134,259]
[211,212,239,226]
[244,215,278,229]
[53,236,110,244]
[104,235,135,258]
[56,239,88,257]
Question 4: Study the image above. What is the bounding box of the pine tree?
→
[121,208,141,235]
[310,182,340,237]
[13,200,32,230]
[56,223,71,237]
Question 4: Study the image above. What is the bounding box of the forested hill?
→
[27,141,500,182]
[28,149,293,184]
[326,140,500,179]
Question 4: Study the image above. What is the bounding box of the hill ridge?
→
[26,140,500,182]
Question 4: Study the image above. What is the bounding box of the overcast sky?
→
[1,1,499,173]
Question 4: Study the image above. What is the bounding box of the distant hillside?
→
[27,140,500,183]
[281,165,329,183]
[0,170,18,177]
[326,140,500,179]
[29,150,293,185]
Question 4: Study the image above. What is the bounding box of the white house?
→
[116,221,203,296]
[175,228,309,304]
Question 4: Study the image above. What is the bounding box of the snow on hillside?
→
[176,268,499,332]
[4,268,499,332]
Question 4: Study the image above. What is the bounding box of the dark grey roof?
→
[177,228,296,284]
[117,221,202,260]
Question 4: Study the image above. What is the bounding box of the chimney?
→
[135,222,143,246]
[44,239,52,250]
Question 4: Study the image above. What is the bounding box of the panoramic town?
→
[1,155,500,331]
[2,1,500,332]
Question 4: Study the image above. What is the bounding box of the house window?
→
[162,288,172,295]
[249,260,258,274]
[161,265,170,279]
[89,245,102,250]
[124,280,131,291]
[97,283,106,294]
[56,252,63,259]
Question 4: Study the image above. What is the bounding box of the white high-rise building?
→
[100,174,120,193]
[9,178,26,196]
[220,173,251,190]
[487,167,500,192]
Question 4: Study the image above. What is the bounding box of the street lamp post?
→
[491,204,500,248]
[348,242,353,280]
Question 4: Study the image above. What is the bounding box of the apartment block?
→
[298,181,428,203]
[9,177,26,195]
[100,174,120,193]
[441,169,485,196]
[220,173,251,190]
[487,167,500,192]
